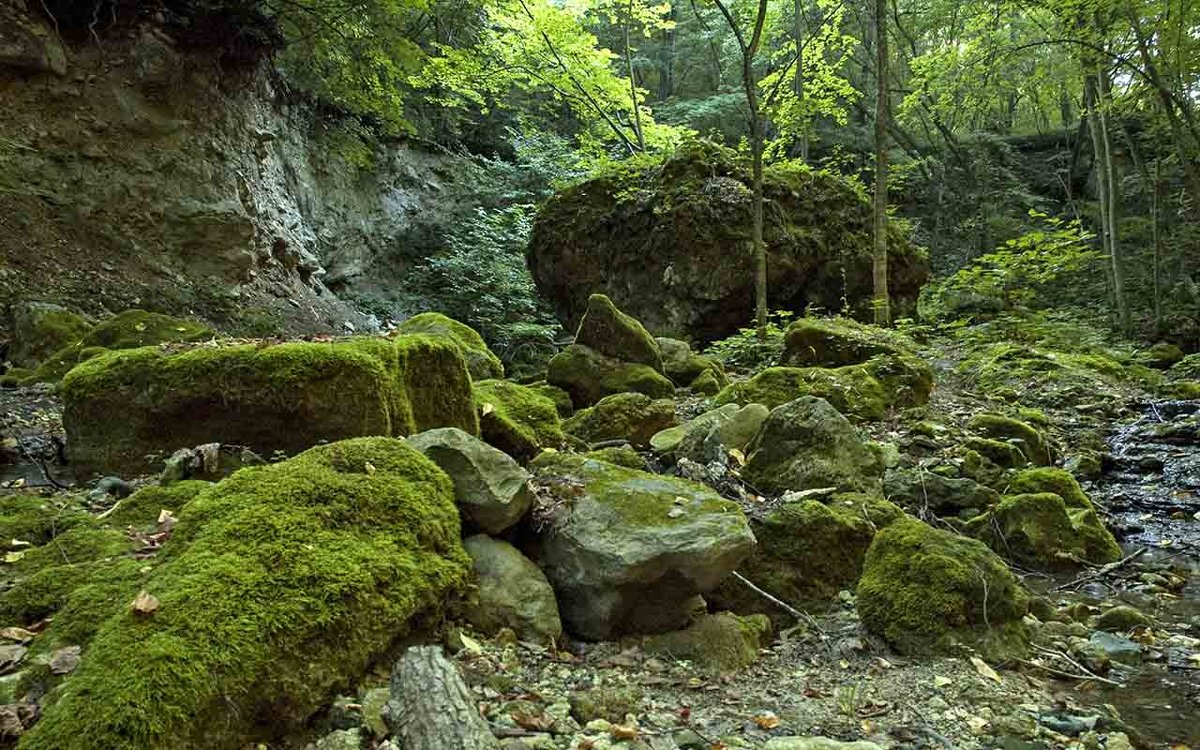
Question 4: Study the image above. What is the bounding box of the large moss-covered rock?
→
[563,392,677,448]
[636,612,771,674]
[462,535,561,643]
[18,437,471,750]
[673,403,771,466]
[575,294,663,371]
[884,468,1000,518]
[473,379,566,461]
[529,454,755,640]
[650,403,741,453]
[547,344,674,408]
[405,428,532,534]
[968,413,1052,466]
[781,317,903,368]
[714,366,888,420]
[396,312,504,381]
[527,141,927,343]
[857,518,1030,661]
[742,397,883,496]
[62,335,477,475]
[967,493,1121,569]
[708,495,904,616]
[1005,467,1094,509]
[8,302,92,369]
[656,336,727,388]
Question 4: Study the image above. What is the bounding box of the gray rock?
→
[463,535,562,642]
[0,645,26,674]
[310,729,363,750]
[406,428,532,534]
[675,403,769,465]
[530,453,755,640]
[884,467,1000,517]
[764,739,884,750]
[1088,631,1142,663]
[161,443,264,484]
[650,404,740,453]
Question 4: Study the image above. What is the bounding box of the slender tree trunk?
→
[872,0,891,326]
[1084,72,1117,322]
[1096,68,1129,333]
[1153,158,1163,332]
[624,4,646,150]
[794,0,808,161]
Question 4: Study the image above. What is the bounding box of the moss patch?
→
[968,413,1052,465]
[395,312,503,381]
[474,379,566,461]
[781,317,911,368]
[857,517,1030,662]
[19,437,470,750]
[967,492,1121,568]
[547,344,674,408]
[636,612,771,674]
[106,481,211,528]
[574,294,663,372]
[9,303,92,369]
[1005,467,1093,510]
[563,392,677,448]
[714,366,888,420]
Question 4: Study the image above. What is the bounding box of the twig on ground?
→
[1053,547,1147,592]
[730,571,828,643]
[1017,656,1123,687]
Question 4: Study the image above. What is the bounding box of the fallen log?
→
[384,645,499,750]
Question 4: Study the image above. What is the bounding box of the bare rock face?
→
[527,141,928,344]
[529,453,756,640]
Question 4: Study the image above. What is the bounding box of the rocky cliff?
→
[0,0,468,335]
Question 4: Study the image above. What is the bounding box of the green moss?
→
[1169,353,1200,381]
[526,382,574,417]
[862,352,934,408]
[709,496,903,616]
[106,481,211,527]
[583,446,648,470]
[563,392,677,448]
[960,448,1004,487]
[959,341,1135,407]
[83,310,213,350]
[636,612,771,674]
[857,517,1030,662]
[569,686,644,724]
[9,303,92,369]
[1005,467,1093,510]
[714,365,888,420]
[546,345,674,408]
[396,312,504,381]
[658,336,727,388]
[781,317,911,367]
[1094,605,1151,632]
[474,379,565,461]
[61,335,476,475]
[9,527,132,577]
[0,494,93,548]
[963,437,1029,469]
[967,492,1121,568]
[968,413,1052,465]
[689,369,722,395]
[20,437,470,750]
[574,294,663,371]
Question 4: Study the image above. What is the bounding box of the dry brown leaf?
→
[0,628,36,644]
[132,590,160,615]
[969,656,1001,683]
[752,714,780,730]
[609,724,640,740]
[512,711,555,732]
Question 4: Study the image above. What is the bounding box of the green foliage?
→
[703,310,799,370]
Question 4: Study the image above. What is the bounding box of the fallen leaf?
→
[132,590,159,615]
[512,711,555,731]
[0,628,36,644]
[933,675,952,688]
[481,402,495,417]
[753,714,780,730]
[609,724,640,740]
[157,509,176,532]
[728,448,746,466]
[3,550,26,564]
[459,632,484,655]
[364,461,376,475]
[969,656,1001,683]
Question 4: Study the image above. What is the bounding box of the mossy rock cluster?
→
[781,317,909,368]
[708,495,904,617]
[17,437,471,750]
[857,517,1030,662]
[62,334,477,475]
[527,141,928,343]
[395,312,504,380]
[656,336,728,391]
[7,302,92,369]
[968,413,1053,466]
[967,492,1121,569]
[958,341,1148,407]
[563,392,677,448]
[2,309,213,387]
[473,379,566,461]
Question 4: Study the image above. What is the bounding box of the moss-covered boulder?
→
[462,535,561,643]
[968,414,1052,466]
[1168,353,1200,381]
[742,397,883,496]
[106,481,211,528]
[1138,342,1184,370]
[546,344,674,408]
[575,294,663,371]
[657,336,728,389]
[967,493,1121,569]
[62,335,477,475]
[474,379,566,461]
[18,437,470,750]
[636,612,771,674]
[583,445,648,470]
[650,403,741,453]
[708,495,903,617]
[8,302,92,369]
[527,381,575,417]
[405,428,533,534]
[884,468,1000,518]
[527,141,927,343]
[1004,467,1094,509]
[957,341,1138,408]
[529,453,755,640]
[563,392,677,448]
[714,365,888,420]
[395,312,503,381]
[857,517,1030,661]
[963,437,1030,469]
[781,318,902,368]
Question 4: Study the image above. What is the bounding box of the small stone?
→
[0,646,26,674]
[47,646,80,675]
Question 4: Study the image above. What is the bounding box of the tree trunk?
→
[383,646,499,750]
[1096,68,1129,333]
[747,55,768,339]
[624,0,646,150]
[794,0,808,161]
[1152,158,1163,333]
[872,0,891,326]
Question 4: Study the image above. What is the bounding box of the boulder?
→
[62,335,477,475]
[473,379,565,461]
[742,397,883,496]
[546,344,674,408]
[462,535,561,642]
[527,141,927,343]
[781,318,903,367]
[529,454,755,640]
[1094,605,1151,632]
[396,313,504,381]
[18,438,470,750]
[857,517,1030,661]
[967,493,1121,569]
[636,612,771,674]
[963,437,1029,469]
[1005,468,1094,509]
[968,414,1053,466]
[526,382,574,417]
[884,468,1000,517]
[650,403,741,453]
[689,368,723,395]
[714,366,887,419]
[1138,342,1184,369]
[575,294,663,371]
[656,337,727,388]
[674,403,770,466]
[563,392,677,448]
[406,428,533,534]
[161,443,264,484]
[583,445,648,470]
[8,302,91,369]
[708,495,904,616]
